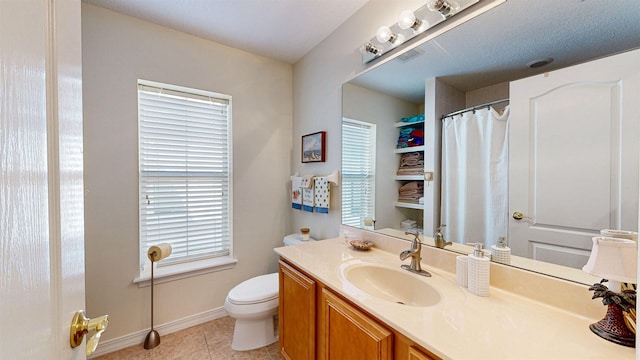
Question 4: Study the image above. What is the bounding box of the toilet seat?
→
[227,273,278,305]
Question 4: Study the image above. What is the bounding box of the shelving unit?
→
[394,120,425,216]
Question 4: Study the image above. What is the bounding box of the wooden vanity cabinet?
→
[279,258,441,360]
[278,260,317,360]
[319,288,393,360]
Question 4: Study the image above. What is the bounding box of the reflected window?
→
[342,118,376,227]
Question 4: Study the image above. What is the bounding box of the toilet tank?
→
[283,233,316,246]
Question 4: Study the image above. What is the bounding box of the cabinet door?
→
[319,288,392,360]
[408,346,437,360]
[279,261,317,360]
[395,331,440,360]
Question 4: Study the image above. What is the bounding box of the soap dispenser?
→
[491,236,511,265]
[468,243,490,297]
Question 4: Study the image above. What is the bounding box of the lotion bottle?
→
[491,236,511,265]
[468,243,490,297]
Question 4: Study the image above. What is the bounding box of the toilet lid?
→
[228,273,279,305]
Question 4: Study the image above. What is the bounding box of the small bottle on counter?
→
[468,243,490,297]
[300,227,310,241]
[491,236,511,265]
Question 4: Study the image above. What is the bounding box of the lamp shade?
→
[582,237,637,284]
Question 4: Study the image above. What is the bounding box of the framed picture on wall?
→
[302,131,326,163]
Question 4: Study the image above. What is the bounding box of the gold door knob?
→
[70,310,109,356]
[512,211,534,222]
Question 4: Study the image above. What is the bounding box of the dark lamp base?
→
[144,329,161,349]
[589,304,635,348]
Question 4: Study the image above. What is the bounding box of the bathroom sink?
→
[338,259,441,307]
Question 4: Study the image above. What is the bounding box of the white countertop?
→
[274,238,634,360]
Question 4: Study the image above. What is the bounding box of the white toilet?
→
[224,234,315,351]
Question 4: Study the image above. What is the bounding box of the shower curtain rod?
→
[441,98,509,120]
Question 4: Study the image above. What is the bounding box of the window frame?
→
[134,79,236,286]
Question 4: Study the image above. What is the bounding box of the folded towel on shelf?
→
[291,176,303,210]
[397,152,424,176]
[400,114,425,123]
[408,129,424,147]
[398,181,424,202]
[314,177,330,214]
[399,152,423,165]
[396,127,416,148]
[396,124,425,148]
[399,181,424,191]
[397,197,423,203]
[397,167,424,176]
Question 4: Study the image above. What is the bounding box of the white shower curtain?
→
[441,106,510,248]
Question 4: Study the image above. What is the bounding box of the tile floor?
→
[93,316,282,360]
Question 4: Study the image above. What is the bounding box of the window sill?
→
[133,256,238,288]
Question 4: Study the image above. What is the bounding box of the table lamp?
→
[582,236,637,347]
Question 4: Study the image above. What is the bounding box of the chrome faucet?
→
[434,225,452,249]
[399,231,431,277]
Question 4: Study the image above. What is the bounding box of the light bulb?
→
[360,42,382,57]
[426,0,445,12]
[427,0,459,17]
[397,10,421,30]
[376,26,394,43]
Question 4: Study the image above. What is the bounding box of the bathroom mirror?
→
[341,0,640,284]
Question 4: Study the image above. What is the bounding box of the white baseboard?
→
[89,307,228,358]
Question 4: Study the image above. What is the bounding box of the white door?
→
[509,49,640,268]
[1,1,87,359]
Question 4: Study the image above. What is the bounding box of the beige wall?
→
[82,4,292,341]
[291,0,427,240]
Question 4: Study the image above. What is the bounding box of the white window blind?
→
[138,81,232,267]
[341,118,376,228]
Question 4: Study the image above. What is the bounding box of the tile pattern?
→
[93,317,282,360]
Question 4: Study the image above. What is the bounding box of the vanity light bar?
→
[360,0,479,64]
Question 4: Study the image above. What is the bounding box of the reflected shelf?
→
[394,201,424,210]
[395,175,424,181]
[394,120,425,128]
[395,145,425,153]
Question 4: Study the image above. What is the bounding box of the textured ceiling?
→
[83,0,369,64]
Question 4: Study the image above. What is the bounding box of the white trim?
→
[138,78,232,101]
[133,256,237,287]
[88,307,228,358]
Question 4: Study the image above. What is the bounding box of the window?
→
[341,118,376,228]
[137,80,233,277]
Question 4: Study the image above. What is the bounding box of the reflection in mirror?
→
[341,0,640,284]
